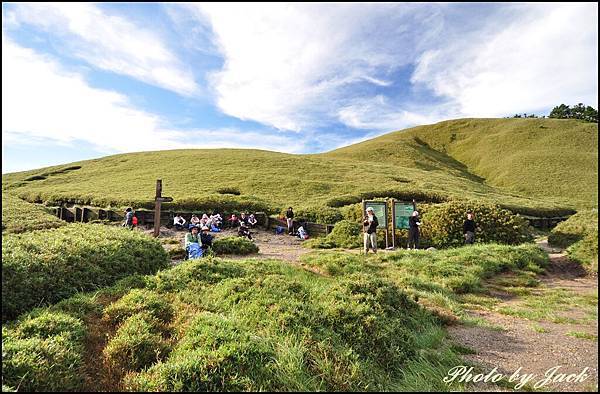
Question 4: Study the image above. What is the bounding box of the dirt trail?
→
[448,240,598,392]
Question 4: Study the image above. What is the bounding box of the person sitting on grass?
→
[240,212,249,226]
[174,214,186,231]
[238,221,252,240]
[189,214,200,230]
[210,212,223,229]
[228,214,240,228]
[200,226,213,252]
[185,226,203,259]
[247,214,258,228]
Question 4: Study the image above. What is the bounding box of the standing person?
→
[407,210,421,250]
[463,211,476,245]
[123,207,134,230]
[363,207,379,254]
[286,207,295,235]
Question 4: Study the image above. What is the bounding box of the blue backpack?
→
[187,243,203,259]
[275,226,285,235]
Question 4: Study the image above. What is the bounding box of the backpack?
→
[187,243,203,259]
[132,216,138,226]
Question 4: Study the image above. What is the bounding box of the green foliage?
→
[212,236,259,255]
[305,220,362,249]
[567,228,598,273]
[2,224,169,321]
[420,200,533,248]
[291,206,343,224]
[2,193,65,234]
[103,313,170,372]
[2,312,86,391]
[3,119,592,222]
[549,103,598,123]
[548,210,598,247]
[103,289,174,325]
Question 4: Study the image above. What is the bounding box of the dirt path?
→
[448,240,598,392]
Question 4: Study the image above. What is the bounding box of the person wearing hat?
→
[185,226,203,259]
[200,225,213,251]
[363,207,379,254]
[407,210,421,250]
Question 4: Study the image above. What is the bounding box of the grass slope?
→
[2,193,66,233]
[2,118,596,216]
[327,118,597,208]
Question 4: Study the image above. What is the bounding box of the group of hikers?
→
[363,208,477,254]
[125,204,479,259]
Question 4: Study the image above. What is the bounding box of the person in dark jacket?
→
[463,212,476,245]
[363,207,379,254]
[238,221,252,240]
[407,210,421,249]
[286,207,295,235]
[200,226,213,251]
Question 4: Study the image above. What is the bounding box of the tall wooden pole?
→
[153,179,162,237]
[391,198,396,249]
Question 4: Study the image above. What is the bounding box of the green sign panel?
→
[364,201,387,229]
[394,202,414,229]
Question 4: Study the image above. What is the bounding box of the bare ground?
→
[448,240,598,392]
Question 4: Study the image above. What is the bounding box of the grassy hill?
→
[2,118,597,218]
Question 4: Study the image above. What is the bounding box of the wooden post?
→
[153,180,162,237]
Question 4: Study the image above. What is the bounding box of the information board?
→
[394,201,414,229]
[363,201,387,229]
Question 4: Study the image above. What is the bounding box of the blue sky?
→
[2,2,598,173]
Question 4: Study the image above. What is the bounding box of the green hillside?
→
[2,118,597,217]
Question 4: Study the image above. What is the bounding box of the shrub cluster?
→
[549,210,598,272]
[2,223,169,321]
[288,206,344,225]
[420,200,533,248]
[2,193,65,234]
[304,219,363,249]
[2,312,86,391]
[212,236,259,255]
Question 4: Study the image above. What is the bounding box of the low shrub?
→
[2,193,65,234]
[290,206,343,225]
[548,210,598,248]
[567,228,598,273]
[420,200,533,248]
[103,289,174,325]
[103,314,169,372]
[212,236,259,255]
[2,312,86,391]
[2,224,169,321]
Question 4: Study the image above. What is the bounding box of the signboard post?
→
[153,179,173,238]
[362,199,389,249]
[392,199,417,248]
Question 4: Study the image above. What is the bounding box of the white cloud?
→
[5,3,198,96]
[189,3,439,131]
[1,38,306,158]
[337,95,449,131]
[411,3,598,117]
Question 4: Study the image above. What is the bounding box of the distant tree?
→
[549,103,597,122]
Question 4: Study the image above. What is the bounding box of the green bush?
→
[212,236,259,255]
[103,314,169,372]
[2,312,86,391]
[567,228,598,273]
[420,200,533,248]
[2,193,65,234]
[313,220,362,249]
[290,206,343,224]
[548,210,598,248]
[2,224,169,321]
[103,289,174,325]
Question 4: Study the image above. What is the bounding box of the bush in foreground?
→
[212,236,259,255]
[2,312,86,391]
[2,223,169,321]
